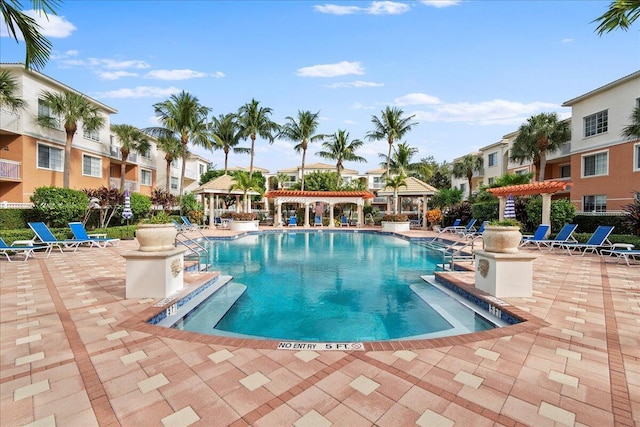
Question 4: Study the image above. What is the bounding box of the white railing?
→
[109,145,137,163]
[109,178,139,192]
[369,182,384,189]
[0,159,21,179]
[0,201,33,209]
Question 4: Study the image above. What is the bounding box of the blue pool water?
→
[178,231,495,341]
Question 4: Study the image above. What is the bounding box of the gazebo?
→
[376,176,438,230]
[192,174,261,230]
[264,190,375,227]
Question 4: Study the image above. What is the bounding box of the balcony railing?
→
[109,178,139,192]
[369,182,384,189]
[0,159,21,180]
[109,145,137,163]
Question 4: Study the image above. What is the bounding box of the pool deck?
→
[1,226,638,427]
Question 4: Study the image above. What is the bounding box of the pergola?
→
[486,180,572,234]
[377,176,438,230]
[264,190,375,227]
[192,174,260,230]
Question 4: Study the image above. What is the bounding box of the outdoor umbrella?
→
[122,189,133,239]
[504,194,516,219]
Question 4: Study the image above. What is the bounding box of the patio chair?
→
[181,216,204,231]
[410,218,422,229]
[556,225,615,256]
[214,217,229,229]
[519,224,551,247]
[314,215,323,227]
[28,222,88,253]
[600,247,640,267]
[0,238,51,262]
[522,223,578,250]
[288,216,297,227]
[69,222,120,248]
[340,216,349,227]
[438,219,462,233]
[461,220,488,239]
[455,219,478,237]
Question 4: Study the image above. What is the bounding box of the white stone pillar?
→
[208,194,215,230]
[498,196,506,220]
[422,195,428,230]
[357,202,363,227]
[329,203,335,228]
[276,201,282,227]
[235,195,241,212]
[474,250,537,298]
[304,202,310,227]
[542,193,552,236]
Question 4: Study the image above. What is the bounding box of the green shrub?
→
[524,196,576,233]
[30,187,88,227]
[128,192,151,224]
[572,214,626,234]
[470,200,499,224]
[0,209,27,229]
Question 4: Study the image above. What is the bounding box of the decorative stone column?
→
[276,201,282,227]
[329,203,335,228]
[123,247,186,299]
[304,202,310,227]
[208,194,215,230]
[542,193,552,234]
[473,250,537,298]
[498,196,506,221]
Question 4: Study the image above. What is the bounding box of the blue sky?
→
[1,0,638,174]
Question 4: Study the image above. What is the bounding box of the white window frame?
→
[584,110,608,137]
[583,195,607,212]
[82,154,102,178]
[141,169,152,186]
[488,152,497,167]
[634,143,640,172]
[581,150,608,178]
[514,168,529,176]
[487,177,495,185]
[37,99,60,129]
[36,142,63,171]
[170,176,179,190]
[83,127,100,142]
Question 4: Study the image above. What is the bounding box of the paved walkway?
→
[0,227,638,426]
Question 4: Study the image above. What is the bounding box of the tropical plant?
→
[199,169,224,186]
[316,129,367,183]
[510,113,571,182]
[1,0,59,69]
[290,170,340,191]
[381,214,408,222]
[426,208,442,226]
[209,113,249,175]
[129,192,151,223]
[237,98,279,179]
[230,171,264,212]
[621,105,640,141]
[154,134,184,192]
[524,196,576,232]
[366,106,417,178]
[384,173,407,215]
[150,188,176,216]
[279,110,323,191]
[492,172,534,187]
[430,188,464,209]
[593,0,640,34]
[36,90,105,189]
[0,69,25,110]
[30,186,88,228]
[110,124,150,192]
[275,172,290,189]
[231,212,256,221]
[379,142,419,176]
[180,193,203,224]
[452,154,483,198]
[83,186,122,228]
[147,91,211,195]
[621,194,640,236]
[489,218,521,227]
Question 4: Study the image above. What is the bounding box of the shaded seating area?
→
[556,225,615,256]
[0,238,51,262]
[520,223,578,250]
[69,222,120,248]
[28,222,88,252]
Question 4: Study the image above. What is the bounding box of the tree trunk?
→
[120,151,128,192]
[180,149,187,196]
[538,150,547,182]
[165,160,171,193]
[249,134,256,179]
[386,140,393,177]
[224,147,229,174]
[467,176,473,198]
[300,148,307,191]
[63,131,74,189]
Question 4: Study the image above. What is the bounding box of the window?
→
[170,177,179,190]
[584,110,608,137]
[635,143,640,171]
[488,152,497,167]
[37,99,59,128]
[199,164,206,176]
[514,169,528,175]
[37,143,63,171]
[141,149,151,159]
[488,177,495,185]
[582,151,608,177]
[459,183,467,194]
[141,169,152,186]
[560,164,571,178]
[583,195,606,212]
[83,127,99,141]
[82,154,101,177]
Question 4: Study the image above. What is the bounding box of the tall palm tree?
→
[622,105,640,141]
[317,129,367,183]
[230,171,263,212]
[1,0,59,70]
[146,91,211,195]
[154,134,184,192]
[593,0,640,34]
[0,70,26,110]
[378,142,419,177]
[36,90,105,189]
[279,110,323,191]
[510,112,571,182]
[236,99,279,179]
[366,106,417,178]
[384,173,407,215]
[452,153,483,198]
[275,172,289,189]
[209,113,249,175]
[110,124,151,192]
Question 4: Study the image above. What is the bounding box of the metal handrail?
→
[175,230,211,271]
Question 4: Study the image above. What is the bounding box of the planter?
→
[229,220,260,232]
[381,221,411,232]
[135,223,177,252]
[482,226,522,254]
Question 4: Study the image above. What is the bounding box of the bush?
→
[31,187,88,227]
[381,214,408,222]
[621,197,640,236]
[572,214,627,234]
[471,200,499,224]
[180,193,203,223]
[443,202,472,226]
[129,192,151,224]
[0,209,27,229]
[524,196,576,234]
[231,212,256,221]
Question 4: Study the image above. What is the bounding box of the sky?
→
[1,0,639,174]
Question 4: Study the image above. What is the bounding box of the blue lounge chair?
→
[438,219,462,234]
[519,224,551,247]
[214,217,229,229]
[181,216,204,231]
[523,223,578,250]
[455,219,478,237]
[69,222,120,248]
[314,215,323,227]
[0,238,51,262]
[288,216,297,227]
[600,247,640,266]
[461,221,488,239]
[28,222,88,252]
[340,216,349,227]
[557,225,615,256]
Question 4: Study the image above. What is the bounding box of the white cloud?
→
[561,38,574,43]
[54,54,151,70]
[298,61,364,77]
[212,71,225,78]
[144,69,209,80]
[95,86,181,99]
[326,80,384,88]
[314,4,361,15]
[98,70,138,80]
[350,102,376,110]
[343,119,358,124]
[0,10,75,38]
[394,93,441,106]
[314,1,409,15]
[420,0,461,8]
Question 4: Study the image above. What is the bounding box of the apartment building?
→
[0,63,157,203]
[275,162,363,189]
[155,152,212,196]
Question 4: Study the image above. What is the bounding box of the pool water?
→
[179,231,495,341]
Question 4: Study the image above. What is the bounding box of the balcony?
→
[0,159,21,181]
[109,145,137,163]
[369,182,384,190]
[109,178,139,192]
[0,109,22,134]
[547,142,571,161]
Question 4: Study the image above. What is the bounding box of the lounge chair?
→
[181,216,204,231]
[410,218,422,229]
[455,219,478,237]
[461,221,488,239]
[519,224,551,247]
[28,222,88,252]
[214,217,229,229]
[600,247,640,266]
[0,238,51,262]
[340,216,350,227]
[314,215,323,227]
[288,216,297,227]
[438,219,462,234]
[521,223,578,250]
[556,225,615,256]
[69,222,120,248]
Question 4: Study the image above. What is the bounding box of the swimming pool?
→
[174,231,497,342]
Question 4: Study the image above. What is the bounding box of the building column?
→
[208,194,215,230]
[542,193,552,235]
[235,195,241,212]
[357,201,363,227]
[498,196,506,220]
[422,195,428,230]
[276,201,282,227]
[329,203,335,228]
[304,202,310,227]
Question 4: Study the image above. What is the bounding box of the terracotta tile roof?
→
[486,180,572,196]
[265,190,375,199]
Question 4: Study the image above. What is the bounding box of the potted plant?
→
[427,208,443,231]
[229,212,259,231]
[483,219,522,253]
[135,189,178,252]
[381,214,410,232]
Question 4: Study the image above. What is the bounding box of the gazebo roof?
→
[377,176,438,196]
[486,180,572,197]
[192,174,260,196]
[264,190,375,205]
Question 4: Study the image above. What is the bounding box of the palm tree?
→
[110,124,151,192]
[36,90,105,189]
[379,142,419,177]
[366,106,417,178]
[230,171,263,212]
[510,112,571,182]
[146,91,211,195]
[154,134,184,192]
[236,99,279,179]
[209,113,249,175]
[622,105,640,141]
[452,154,483,198]
[0,70,26,110]
[1,0,58,70]
[384,173,407,215]
[317,129,367,183]
[593,0,640,35]
[275,172,289,189]
[279,110,323,191]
